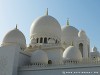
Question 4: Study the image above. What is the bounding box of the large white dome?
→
[30,15,61,42]
[61,26,79,44]
[31,50,48,64]
[63,46,82,61]
[2,28,26,49]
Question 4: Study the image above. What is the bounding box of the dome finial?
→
[67,18,70,26]
[16,24,18,29]
[71,41,74,46]
[46,8,48,15]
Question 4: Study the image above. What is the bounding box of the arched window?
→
[40,37,43,43]
[79,43,83,57]
[55,40,57,44]
[58,41,59,44]
[44,37,47,44]
[48,60,52,64]
[88,45,90,57]
[36,38,39,43]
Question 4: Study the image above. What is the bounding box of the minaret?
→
[45,8,48,15]
[16,24,18,29]
[67,18,70,26]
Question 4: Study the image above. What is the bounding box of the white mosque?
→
[0,9,100,75]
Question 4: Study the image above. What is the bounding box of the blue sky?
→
[0,0,100,51]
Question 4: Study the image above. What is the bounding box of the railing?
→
[19,58,100,69]
[27,43,62,50]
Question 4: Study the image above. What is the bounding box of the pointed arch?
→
[48,60,52,64]
[36,38,39,43]
[88,45,90,57]
[40,37,43,43]
[79,43,83,57]
[44,37,47,44]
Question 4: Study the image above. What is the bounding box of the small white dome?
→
[92,46,97,52]
[48,38,55,44]
[30,15,61,41]
[78,30,87,39]
[63,46,82,61]
[31,38,36,44]
[2,28,26,49]
[31,50,48,64]
[62,26,79,44]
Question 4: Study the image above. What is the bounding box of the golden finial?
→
[16,24,17,29]
[71,41,74,46]
[46,8,48,15]
[67,18,70,26]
